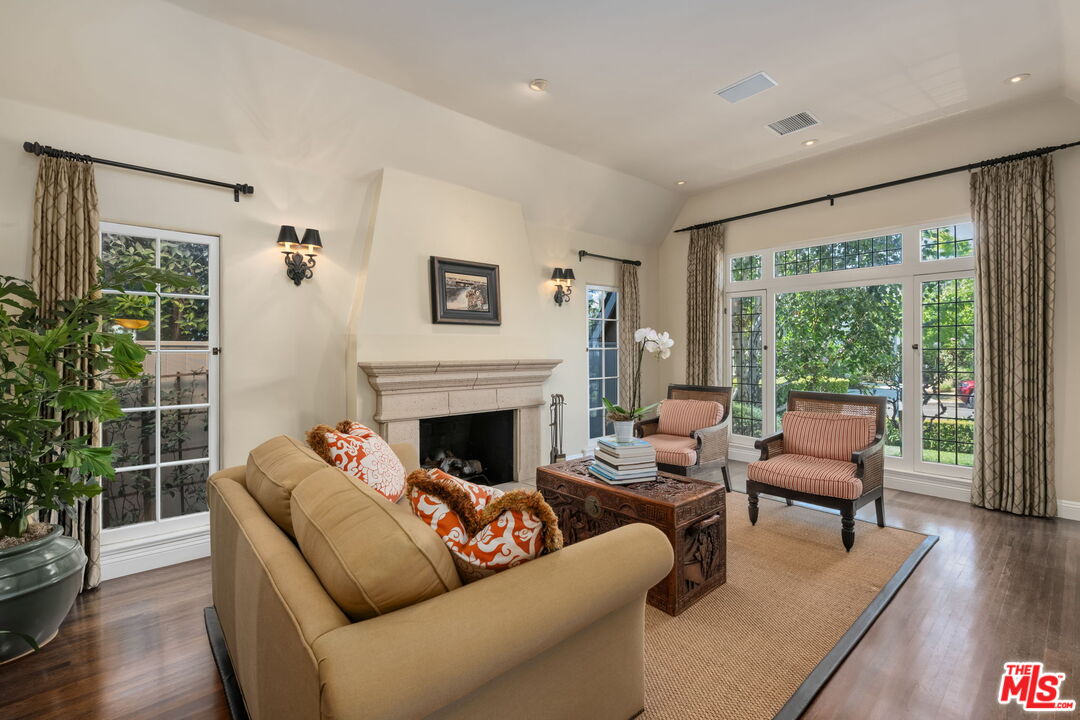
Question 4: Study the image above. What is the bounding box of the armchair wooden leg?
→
[841,505,855,552]
[875,495,885,528]
[748,491,759,525]
[720,465,731,493]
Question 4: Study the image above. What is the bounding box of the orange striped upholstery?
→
[747,454,862,500]
[656,399,723,437]
[782,411,875,462]
[642,434,698,466]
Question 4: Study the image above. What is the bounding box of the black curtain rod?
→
[578,250,641,266]
[674,139,1080,233]
[23,141,254,202]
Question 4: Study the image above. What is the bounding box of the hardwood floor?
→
[1,464,1077,720]
[708,464,1080,720]
[0,558,230,720]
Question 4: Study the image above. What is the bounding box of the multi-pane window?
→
[729,295,763,437]
[774,284,903,456]
[920,278,975,467]
[730,255,763,282]
[920,222,974,261]
[774,234,902,277]
[586,287,619,439]
[726,219,977,475]
[100,225,218,529]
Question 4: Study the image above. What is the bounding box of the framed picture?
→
[429,256,502,325]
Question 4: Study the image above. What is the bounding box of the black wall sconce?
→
[277,226,323,286]
[551,267,575,306]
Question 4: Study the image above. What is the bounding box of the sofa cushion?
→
[656,399,723,437]
[643,433,698,467]
[246,435,331,538]
[306,421,406,502]
[291,467,461,621]
[408,468,563,583]
[782,410,875,462]
[747,454,863,500]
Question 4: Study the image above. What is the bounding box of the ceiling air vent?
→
[767,111,819,136]
[715,72,777,103]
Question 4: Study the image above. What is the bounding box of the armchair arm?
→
[634,417,659,438]
[311,523,673,720]
[753,432,785,461]
[851,436,886,492]
[692,414,730,464]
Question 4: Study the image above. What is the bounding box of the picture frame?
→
[429,256,502,325]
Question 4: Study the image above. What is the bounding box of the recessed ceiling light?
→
[1007,73,1030,84]
[802,139,818,147]
[675,180,687,186]
[528,78,549,92]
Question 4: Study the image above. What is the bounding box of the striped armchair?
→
[747,391,886,551]
[635,384,732,491]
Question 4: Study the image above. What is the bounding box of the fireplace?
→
[420,410,514,486]
[357,360,561,486]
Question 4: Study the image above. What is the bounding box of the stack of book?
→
[589,437,658,484]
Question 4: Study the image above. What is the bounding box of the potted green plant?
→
[603,327,674,443]
[0,261,186,663]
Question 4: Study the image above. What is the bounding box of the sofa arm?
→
[209,464,246,488]
[390,443,420,473]
[311,523,673,720]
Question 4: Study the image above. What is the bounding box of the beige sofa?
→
[208,435,673,720]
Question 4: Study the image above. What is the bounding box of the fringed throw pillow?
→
[407,468,563,583]
[307,421,406,503]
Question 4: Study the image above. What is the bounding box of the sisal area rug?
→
[643,495,936,720]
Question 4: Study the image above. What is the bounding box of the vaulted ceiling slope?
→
[169,0,1071,191]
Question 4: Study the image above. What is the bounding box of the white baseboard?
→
[882,467,972,503]
[100,524,210,581]
[1058,500,1080,522]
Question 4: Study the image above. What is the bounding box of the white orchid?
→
[604,327,675,422]
[654,331,674,359]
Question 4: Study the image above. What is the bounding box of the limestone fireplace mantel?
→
[357,359,562,484]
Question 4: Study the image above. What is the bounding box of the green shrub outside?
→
[776,377,851,409]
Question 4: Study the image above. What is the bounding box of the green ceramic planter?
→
[0,525,86,663]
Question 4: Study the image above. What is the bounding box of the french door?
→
[99,222,220,537]
[725,275,974,478]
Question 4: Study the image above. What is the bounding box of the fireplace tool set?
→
[549,393,566,463]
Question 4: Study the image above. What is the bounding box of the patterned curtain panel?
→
[686,224,725,386]
[970,155,1056,517]
[31,156,103,589]
[618,263,641,409]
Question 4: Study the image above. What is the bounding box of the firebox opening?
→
[419,410,515,486]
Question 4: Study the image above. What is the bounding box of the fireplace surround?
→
[357,359,561,485]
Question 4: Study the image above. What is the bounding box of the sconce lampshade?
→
[551,267,566,282]
[301,228,323,252]
[277,225,300,248]
[562,268,575,285]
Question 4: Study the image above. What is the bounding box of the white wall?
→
[350,168,659,456]
[0,0,681,466]
[659,93,1080,507]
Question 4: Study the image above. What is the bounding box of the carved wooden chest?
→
[536,459,726,616]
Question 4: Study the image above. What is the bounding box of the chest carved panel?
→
[537,461,727,616]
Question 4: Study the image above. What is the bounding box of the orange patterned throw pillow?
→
[306,421,406,502]
[407,468,563,582]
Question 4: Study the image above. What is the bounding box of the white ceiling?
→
[166,0,1070,191]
